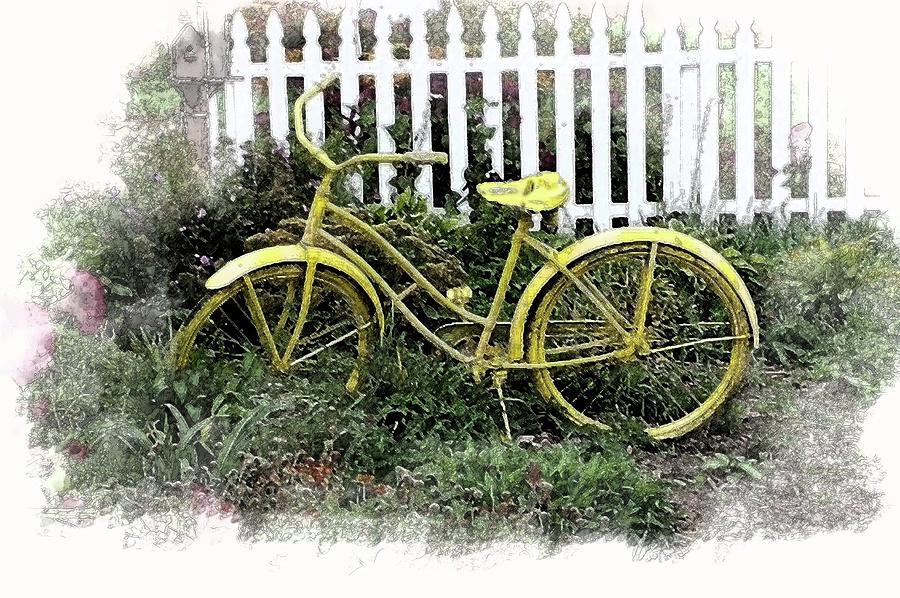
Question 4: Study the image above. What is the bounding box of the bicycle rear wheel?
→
[527,241,752,439]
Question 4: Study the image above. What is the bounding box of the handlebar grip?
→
[405,151,449,165]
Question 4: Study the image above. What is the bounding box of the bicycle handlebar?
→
[292,73,449,172]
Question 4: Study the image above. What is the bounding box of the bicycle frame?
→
[292,74,635,372]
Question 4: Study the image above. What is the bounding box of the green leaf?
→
[165,403,190,438]
[217,404,278,473]
[701,453,730,471]
[737,460,763,480]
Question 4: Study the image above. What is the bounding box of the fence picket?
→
[446,3,469,214]
[482,6,504,179]
[228,11,254,159]
[698,16,720,222]
[518,5,540,228]
[301,10,325,147]
[625,4,648,224]
[409,7,434,205]
[735,18,755,222]
[662,21,683,211]
[374,9,396,204]
[845,112,863,217]
[590,4,611,231]
[339,6,363,201]
[265,11,289,145]
[680,65,700,210]
[807,61,828,222]
[554,4,576,233]
[770,49,791,223]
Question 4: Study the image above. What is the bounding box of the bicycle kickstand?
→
[491,371,512,442]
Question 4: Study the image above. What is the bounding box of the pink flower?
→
[66,441,89,461]
[789,122,812,166]
[32,396,50,421]
[61,497,85,509]
[610,90,624,110]
[58,270,107,334]
[0,297,55,386]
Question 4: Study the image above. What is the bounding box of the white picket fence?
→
[179,1,877,232]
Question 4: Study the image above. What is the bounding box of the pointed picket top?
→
[482,5,500,56]
[410,6,428,58]
[590,3,609,55]
[554,3,572,56]
[735,17,755,48]
[625,3,643,52]
[265,11,285,64]
[446,2,463,37]
[698,17,718,51]
[518,3,536,55]
[303,8,322,61]
[230,10,251,67]
[338,6,358,60]
[662,20,681,53]
[374,8,392,60]
[446,1,464,57]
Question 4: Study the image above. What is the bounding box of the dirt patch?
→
[644,377,884,556]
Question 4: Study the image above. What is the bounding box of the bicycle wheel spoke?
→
[273,276,300,338]
[647,334,749,355]
[290,321,370,367]
[282,262,317,364]
[632,242,657,334]
[242,276,282,365]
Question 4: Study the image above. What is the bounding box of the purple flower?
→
[273,141,289,159]
[357,85,376,105]
[610,90,623,110]
[199,255,213,268]
[59,270,107,334]
[430,77,447,99]
[501,78,518,101]
[397,96,411,115]
[789,122,812,166]
[66,441,89,462]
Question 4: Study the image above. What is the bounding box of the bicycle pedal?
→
[446,285,472,307]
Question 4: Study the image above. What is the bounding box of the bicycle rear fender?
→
[205,244,384,335]
[508,226,760,361]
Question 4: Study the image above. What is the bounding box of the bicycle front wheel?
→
[173,264,376,392]
[526,240,752,439]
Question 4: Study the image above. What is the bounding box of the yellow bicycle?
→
[173,74,759,440]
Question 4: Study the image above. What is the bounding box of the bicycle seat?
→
[475,172,569,211]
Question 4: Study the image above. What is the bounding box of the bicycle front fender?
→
[204,244,384,335]
[507,226,760,361]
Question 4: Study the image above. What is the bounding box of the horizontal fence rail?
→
[173,1,881,232]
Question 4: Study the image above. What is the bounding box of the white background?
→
[1,0,898,594]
